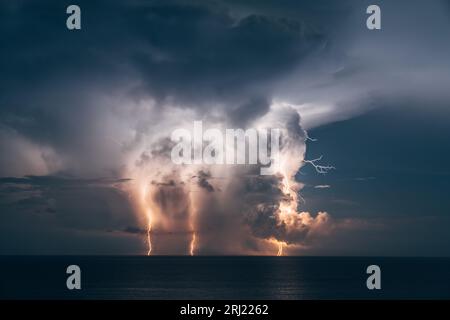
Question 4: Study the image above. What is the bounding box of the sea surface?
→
[0,256,449,299]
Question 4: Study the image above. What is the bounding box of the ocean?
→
[1,256,449,299]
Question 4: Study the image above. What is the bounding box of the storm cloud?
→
[1,0,450,255]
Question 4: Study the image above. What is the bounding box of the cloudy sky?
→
[1,0,449,255]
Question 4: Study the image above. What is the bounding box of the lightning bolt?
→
[189,187,197,256]
[303,155,335,174]
[273,150,334,256]
[147,213,152,256]
[277,242,283,256]
[146,205,153,256]
[139,182,153,256]
[190,232,196,256]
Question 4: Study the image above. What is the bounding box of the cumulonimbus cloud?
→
[2,0,449,254]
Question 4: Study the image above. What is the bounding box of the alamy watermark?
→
[170,121,281,175]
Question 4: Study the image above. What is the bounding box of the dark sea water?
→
[0,256,449,299]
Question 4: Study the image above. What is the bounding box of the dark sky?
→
[1,0,450,255]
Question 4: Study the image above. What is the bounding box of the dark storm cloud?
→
[0,175,133,223]
[0,0,325,118]
[0,175,130,188]
[241,175,291,241]
[1,0,450,255]
[0,173,144,254]
[228,96,271,127]
[0,0,329,254]
[151,180,176,187]
[130,8,323,106]
[243,175,284,198]
[195,170,215,192]
[122,226,147,235]
[0,1,325,175]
